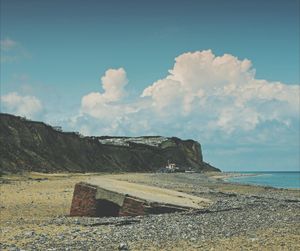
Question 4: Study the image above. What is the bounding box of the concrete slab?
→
[89,177,210,209]
[70,177,211,217]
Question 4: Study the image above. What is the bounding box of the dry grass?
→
[0,173,105,248]
[0,172,115,222]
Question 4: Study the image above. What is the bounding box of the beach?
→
[0,172,299,250]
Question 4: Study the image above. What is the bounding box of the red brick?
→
[70,183,98,216]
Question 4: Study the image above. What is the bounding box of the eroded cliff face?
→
[0,113,220,173]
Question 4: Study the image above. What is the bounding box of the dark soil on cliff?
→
[0,113,220,174]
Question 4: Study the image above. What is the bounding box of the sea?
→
[226,172,300,189]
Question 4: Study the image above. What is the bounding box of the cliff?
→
[0,113,220,173]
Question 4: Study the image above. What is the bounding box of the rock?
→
[57,234,65,240]
[8,247,19,251]
[25,231,35,237]
[118,242,129,250]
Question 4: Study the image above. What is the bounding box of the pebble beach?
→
[0,172,299,250]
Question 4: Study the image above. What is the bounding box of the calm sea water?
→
[226,172,300,189]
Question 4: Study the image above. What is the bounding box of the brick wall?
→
[118,196,147,216]
[70,183,98,216]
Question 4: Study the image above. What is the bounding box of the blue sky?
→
[1,0,299,171]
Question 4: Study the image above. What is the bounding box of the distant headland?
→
[0,113,220,174]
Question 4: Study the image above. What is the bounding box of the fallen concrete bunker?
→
[70,178,211,217]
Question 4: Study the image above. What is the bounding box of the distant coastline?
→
[210,172,258,180]
[218,171,300,190]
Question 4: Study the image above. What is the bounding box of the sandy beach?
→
[0,172,299,250]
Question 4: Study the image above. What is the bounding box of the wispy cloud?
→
[0,38,18,51]
[0,37,31,63]
[0,92,43,118]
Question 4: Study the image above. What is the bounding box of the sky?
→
[0,0,299,171]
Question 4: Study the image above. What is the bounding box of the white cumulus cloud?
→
[76,50,299,144]
[1,92,43,118]
[141,50,299,133]
[81,68,130,119]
